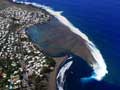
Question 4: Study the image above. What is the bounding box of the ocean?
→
[13,0,120,90]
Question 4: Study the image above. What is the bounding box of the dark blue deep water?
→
[17,0,120,89]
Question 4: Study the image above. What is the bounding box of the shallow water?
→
[59,55,120,90]
[15,0,120,88]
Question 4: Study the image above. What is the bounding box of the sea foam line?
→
[12,0,108,81]
[57,61,73,90]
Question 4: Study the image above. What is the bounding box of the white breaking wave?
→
[57,61,73,90]
[12,0,108,85]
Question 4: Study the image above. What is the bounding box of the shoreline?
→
[0,0,108,89]
[48,57,67,90]
[21,0,107,81]
[0,0,57,89]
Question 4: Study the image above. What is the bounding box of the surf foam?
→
[57,61,73,90]
[12,0,108,81]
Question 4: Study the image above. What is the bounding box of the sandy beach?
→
[0,0,108,89]
[48,57,67,90]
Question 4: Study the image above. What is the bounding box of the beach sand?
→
[0,0,107,89]
[48,56,67,90]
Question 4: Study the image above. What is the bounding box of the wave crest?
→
[12,0,108,88]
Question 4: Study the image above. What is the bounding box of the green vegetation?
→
[0,59,21,90]
[46,56,56,67]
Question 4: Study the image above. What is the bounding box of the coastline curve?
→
[11,0,108,89]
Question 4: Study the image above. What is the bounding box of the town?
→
[0,5,55,90]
